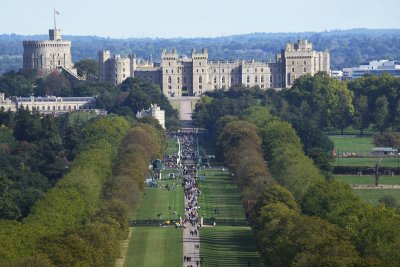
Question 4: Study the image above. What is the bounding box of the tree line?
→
[0,69,180,129]
[0,115,166,266]
[193,88,400,266]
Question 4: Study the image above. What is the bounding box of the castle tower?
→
[23,23,75,77]
[161,48,183,97]
[98,50,111,82]
[281,40,330,88]
[192,48,209,96]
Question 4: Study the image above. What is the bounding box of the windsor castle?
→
[22,26,330,98]
[99,40,330,96]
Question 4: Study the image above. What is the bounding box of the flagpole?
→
[54,8,57,30]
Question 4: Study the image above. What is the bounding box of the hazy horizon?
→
[0,0,399,38]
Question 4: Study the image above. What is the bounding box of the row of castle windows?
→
[24,105,84,111]
[291,67,307,73]
[292,61,308,65]
[286,56,313,59]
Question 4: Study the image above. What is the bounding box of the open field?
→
[333,157,400,167]
[198,169,246,221]
[353,189,400,206]
[123,227,182,267]
[132,179,184,220]
[200,226,263,267]
[330,136,374,153]
[335,175,400,185]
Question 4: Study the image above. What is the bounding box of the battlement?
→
[285,40,313,52]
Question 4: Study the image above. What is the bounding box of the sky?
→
[0,0,399,38]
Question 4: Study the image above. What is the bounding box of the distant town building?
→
[136,104,165,129]
[0,92,99,115]
[341,60,400,80]
[371,147,398,156]
[99,40,330,95]
[23,27,80,79]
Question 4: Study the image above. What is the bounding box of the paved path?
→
[181,133,201,267]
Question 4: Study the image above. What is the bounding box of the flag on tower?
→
[55,10,60,15]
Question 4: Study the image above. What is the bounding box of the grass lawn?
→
[166,138,179,155]
[330,136,373,153]
[333,157,400,167]
[353,189,400,206]
[335,175,400,185]
[198,169,246,221]
[132,179,184,221]
[200,226,263,267]
[123,227,182,267]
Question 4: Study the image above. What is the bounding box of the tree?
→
[74,59,99,80]
[374,95,389,133]
[353,95,370,135]
[379,195,397,208]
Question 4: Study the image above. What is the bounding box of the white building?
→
[343,60,400,80]
[0,92,97,115]
[136,104,165,129]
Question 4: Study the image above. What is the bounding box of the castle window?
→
[196,69,199,73]
[168,85,172,89]
[202,69,204,73]
[261,68,264,72]
[270,76,273,83]
[48,106,50,110]
[53,106,56,110]
[304,61,307,65]
[255,68,257,72]
[58,60,61,65]
[168,62,171,66]
[214,77,217,83]
[292,68,295,72]
[222,76,225,83]
[247,75,250,83]
[261,84,265,88]
[199,85,202,89]
[199,76,202,84]
[177,77,180,83]
[199,62,201,66]
[261,75,264,83]
[214,69,216,73]
[255,76,258,83]
[168,76,172,83]
[222,69,224,73]
[304,67,307,72]
[177,68,180,73]
[292,61,295,65]
[171,69,174,73]
[166,69,168,73]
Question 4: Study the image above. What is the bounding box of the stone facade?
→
[23,29,78,77]
[0,92,97,115]
[99,40,330,95]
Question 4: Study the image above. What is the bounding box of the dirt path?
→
[115,227,133,267]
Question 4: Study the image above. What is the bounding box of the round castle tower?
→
[23,28,74,76]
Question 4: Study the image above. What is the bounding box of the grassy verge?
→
[333,157,400,167]
[131,179,184,221]
[335,175,400,185]
[123,227,182,267]
[330,136,373,152]
[353,189,400,206]
[200,226,262,267]
[198,169,246,221]
[166,138,179,155]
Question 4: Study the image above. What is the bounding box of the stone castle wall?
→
[98,40,330,95]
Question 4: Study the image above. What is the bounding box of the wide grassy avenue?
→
[198,169,263,266]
